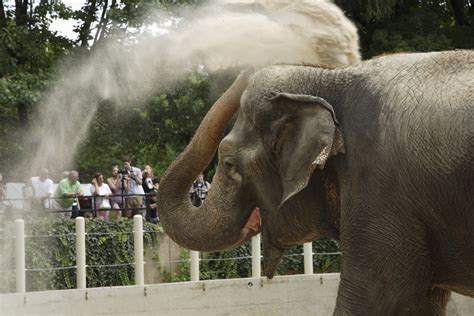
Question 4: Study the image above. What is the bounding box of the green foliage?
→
[146,72,211,150]
[161,250,191,282]
[278,238,341,275]
[200,243,252,280]
[335,0,399,22]
[75,71,212,180]
[19,218,160,292]
[73,0,198,47]
[0,6,74,106]
[0,2,73,180]
[365,5,457,57]
[337,1,474,58]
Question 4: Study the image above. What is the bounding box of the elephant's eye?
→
[224,161,242,182]
[225,161,237,174]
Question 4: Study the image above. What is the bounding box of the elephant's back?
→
[365,51,473,172]
[341,50,473,219]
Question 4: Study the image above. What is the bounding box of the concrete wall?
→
[144,233,184,284]
[1,274,472,316]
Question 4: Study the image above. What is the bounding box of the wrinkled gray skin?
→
[157,51,473,315]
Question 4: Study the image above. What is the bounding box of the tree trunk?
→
[78,0,98,48]
[93,0,108,46]
[14,0,28,26]
[449,0,469,25]
[468,0,474,17]
[0,0,7,28]
[97,0,116,42]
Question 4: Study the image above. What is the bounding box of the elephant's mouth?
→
[232,207,261,248]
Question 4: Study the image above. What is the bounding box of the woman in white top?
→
[91,172,112,220]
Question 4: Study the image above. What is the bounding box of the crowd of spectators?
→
[15,156,160,224]
[2,156,213,225]
[55,156,158,223]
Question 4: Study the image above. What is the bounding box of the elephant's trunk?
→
[156,70,259,251]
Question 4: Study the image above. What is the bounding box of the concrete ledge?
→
[0,274,472,315]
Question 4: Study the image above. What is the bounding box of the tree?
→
[0,0,74,178]
[335,0,474,57]
[74,0,199,48]
[75,70,212,181]
[448,0,472,26]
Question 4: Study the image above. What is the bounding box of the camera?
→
[119,169,129,176]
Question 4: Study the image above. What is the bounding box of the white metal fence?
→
[1,218,473,316]
[6,216,335,293]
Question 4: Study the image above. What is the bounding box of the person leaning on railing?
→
[53,170,84,218]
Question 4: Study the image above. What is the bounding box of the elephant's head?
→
[156,65,346,278]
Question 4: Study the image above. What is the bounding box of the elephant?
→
[156,50,474,315]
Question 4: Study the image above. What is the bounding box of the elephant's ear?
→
[268,92,345,207]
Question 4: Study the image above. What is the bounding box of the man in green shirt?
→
[54,170,84,218]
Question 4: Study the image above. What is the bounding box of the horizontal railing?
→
[0,193,155,216]
[0,193,151,207]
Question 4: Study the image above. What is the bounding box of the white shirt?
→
[31,177,54,208]
[128,166,144,195]
[90,183,112,209]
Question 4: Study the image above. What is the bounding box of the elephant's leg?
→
[335,259,451,315]
[334,213,450,315]
[422,287,451,315]
[386,287,451,315]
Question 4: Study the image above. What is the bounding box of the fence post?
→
[252,234,261,277]
[133,215,144,286]
[190,250,199,281]
[303,242,313,275]
[75,217,86,289]
[15,219,25,293]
